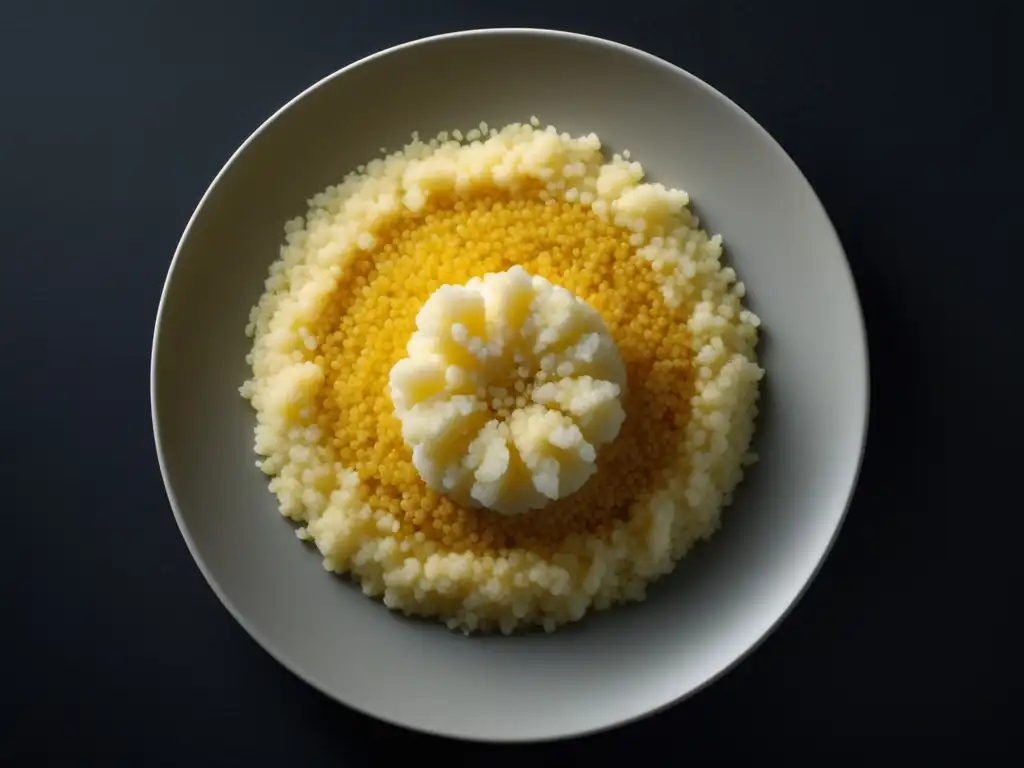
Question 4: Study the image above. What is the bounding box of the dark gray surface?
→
[2,0,1015,761]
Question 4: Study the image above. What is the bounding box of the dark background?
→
[2,0,1017,762]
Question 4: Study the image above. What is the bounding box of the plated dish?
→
[152,29,867,741]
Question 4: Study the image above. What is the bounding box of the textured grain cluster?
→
[240,121,763,634]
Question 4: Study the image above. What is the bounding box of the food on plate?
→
[240,119,764,634]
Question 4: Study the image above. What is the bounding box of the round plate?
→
[151,29,868,742]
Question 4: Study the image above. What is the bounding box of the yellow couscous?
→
[240,120,764,634]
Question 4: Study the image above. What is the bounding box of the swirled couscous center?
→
[390,265,628,516]
[241,120,764,634]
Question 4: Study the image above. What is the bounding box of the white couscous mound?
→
[241,119,764,634]
[390,265,628,516]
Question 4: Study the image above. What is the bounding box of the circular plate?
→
[151,29,868,742]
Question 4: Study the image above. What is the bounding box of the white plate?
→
[152,29,868,741]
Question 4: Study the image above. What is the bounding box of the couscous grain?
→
[241,121,763,634]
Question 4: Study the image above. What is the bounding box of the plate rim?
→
[150,26,871,743]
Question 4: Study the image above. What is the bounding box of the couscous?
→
[240,119,764,634]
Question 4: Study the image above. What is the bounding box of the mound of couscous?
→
[240,119,764,634]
